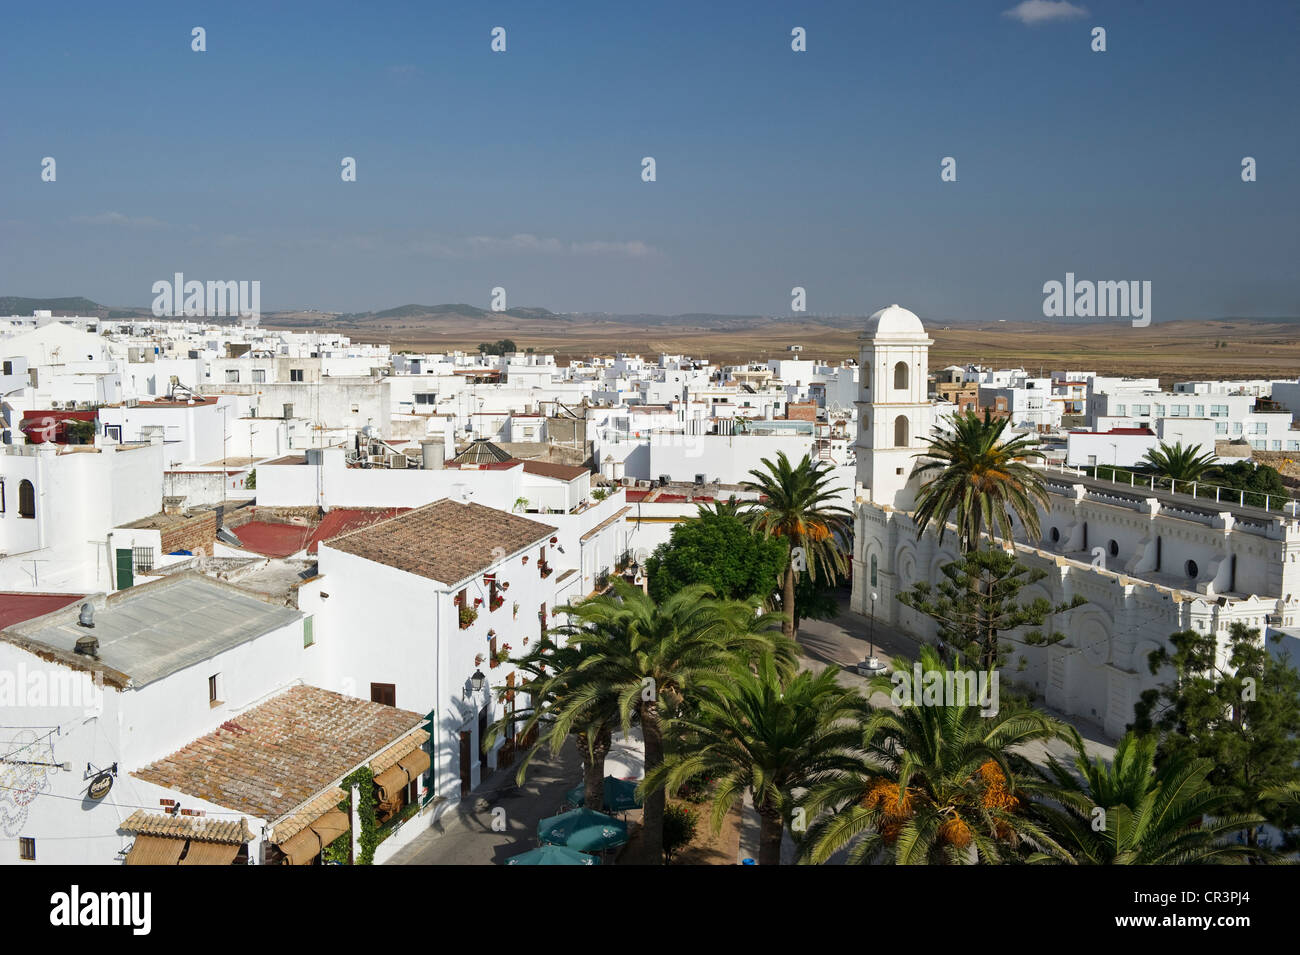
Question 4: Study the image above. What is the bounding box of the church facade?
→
[850,305,1300,737]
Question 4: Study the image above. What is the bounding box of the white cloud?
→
[71,211,167,228]
[1002,1,1088,25]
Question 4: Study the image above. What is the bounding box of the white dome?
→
[861,304,926,339]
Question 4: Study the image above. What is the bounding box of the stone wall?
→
[159,511,217,556]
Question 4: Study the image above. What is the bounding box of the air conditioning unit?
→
[369,454,387,466]
[658,474,671,485]
[694,473,707,485]
[387,453,407,469]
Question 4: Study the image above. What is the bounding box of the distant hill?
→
[335,303,563,323]
[0,296,106,316]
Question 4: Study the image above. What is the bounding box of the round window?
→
[1049,527,1060,543]
[1108,539,1119,557]
[1186,560,1199,579]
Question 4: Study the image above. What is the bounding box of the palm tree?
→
[740,451,852,641]
[483,637,624,812]
[800,647,1075,864]
[643,652,864,865]
[550,580,792,863]
[912,410,1049,553]
[696,495,743,519]
[1030,732,1265,864]
[1141,441,1217,486]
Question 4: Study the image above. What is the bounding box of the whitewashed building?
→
[852,306,1300,738]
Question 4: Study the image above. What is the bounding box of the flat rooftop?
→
[1039,466,1296,526]
[2,574,301,688]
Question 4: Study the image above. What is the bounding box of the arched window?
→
[894,415,909,448]
[18,479,35,519]
[893,360,909,390]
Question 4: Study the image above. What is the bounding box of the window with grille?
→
[133,546,154,573]
[19,837,35,861]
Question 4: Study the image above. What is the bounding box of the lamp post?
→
[868,591,879,669]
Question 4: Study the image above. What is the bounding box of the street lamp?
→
[868,591,879,669]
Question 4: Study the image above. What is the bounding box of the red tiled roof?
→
[0,592,86,630]
[307,508,411,555]
[232,522,314,558]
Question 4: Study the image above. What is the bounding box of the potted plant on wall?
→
[459,605,478,630]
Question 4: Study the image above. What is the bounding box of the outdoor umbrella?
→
[537,807,629,852]
[564,776,644,812]
[504,844,601,866]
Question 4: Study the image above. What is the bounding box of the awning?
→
[398,748,431,780]
[178,839,241,866]
[277,808,351,866]
[125,834,185,865]
[374,748,430,802]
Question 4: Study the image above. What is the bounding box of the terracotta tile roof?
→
[579,506,631,542]
[268,786,346,843]
[368,728,431,775]
[120,810,253,845]
[324,499,558,586]
[132,685,426,822]
[519,460,590,481]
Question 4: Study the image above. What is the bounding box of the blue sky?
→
[2,0,1296,322]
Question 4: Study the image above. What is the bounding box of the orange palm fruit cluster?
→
[977,760,1020,811]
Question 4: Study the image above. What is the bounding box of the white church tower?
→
[854,304,937,510]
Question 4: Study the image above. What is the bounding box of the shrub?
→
[663,803,699,864]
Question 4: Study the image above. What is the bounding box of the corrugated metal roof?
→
[8,575,301,687]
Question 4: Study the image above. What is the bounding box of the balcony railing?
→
[1041,463,1300,516]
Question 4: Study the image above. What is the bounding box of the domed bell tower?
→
[854,304,935,510]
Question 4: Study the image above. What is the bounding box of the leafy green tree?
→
[912,410,1049,553]
[1031,732,1264,864]
[645,511,786,604]
[549,581,792,863]
[800,647,1075,865]
[740,452,851,642]
[897,547,1085,673]
[1141,441,1217,484]
[1131,622,1300,847]
[644,652,863,865]
[793,570,841,625]
[1206,460,1290,509]
[477,338,518,356]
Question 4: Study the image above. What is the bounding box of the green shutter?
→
[115,549,133,589]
